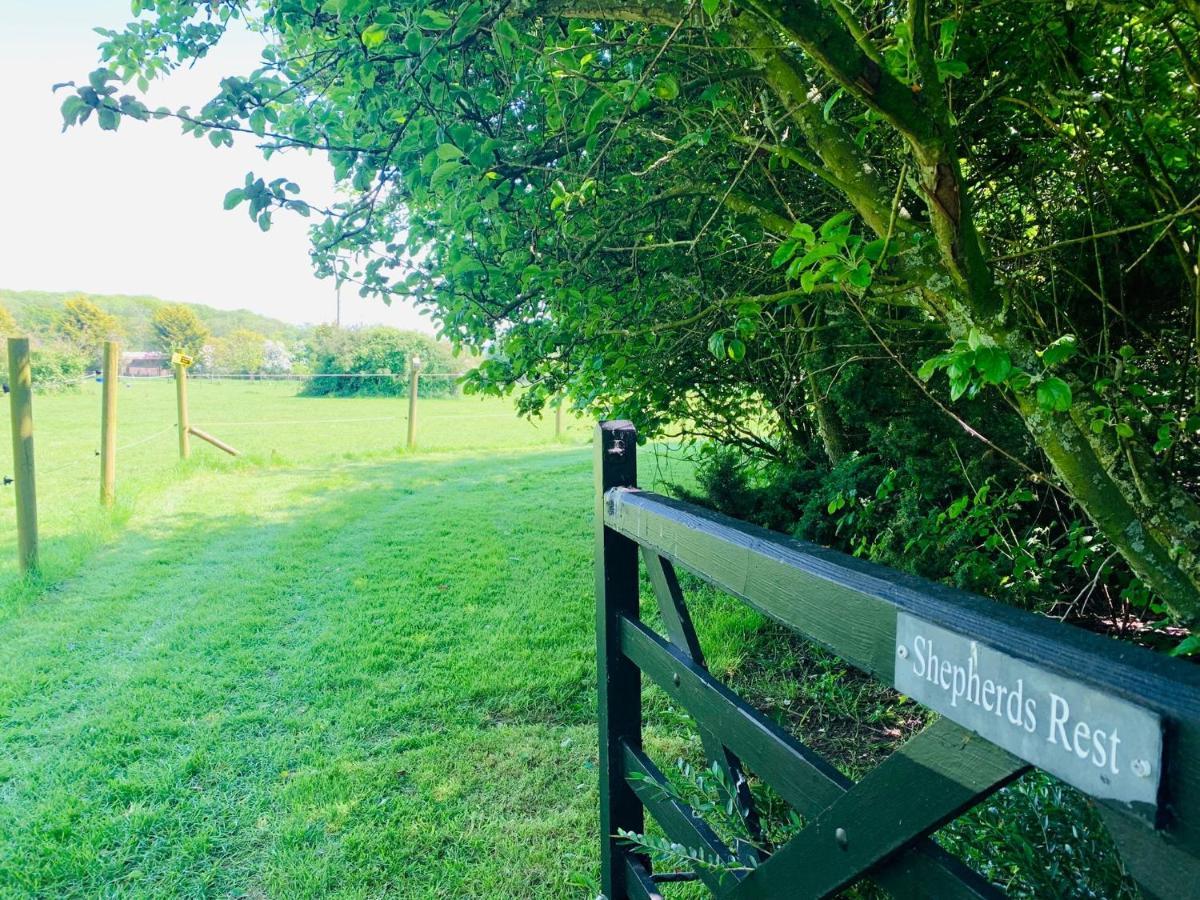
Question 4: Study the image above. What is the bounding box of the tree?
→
[0,304,19,340]
[211,328,266,374]
[0,303,20,371]
[150,303,209,359]
[67,2,1200,619]
[304,325,457,397]
[55,296,122,367]
[262,339,293,375]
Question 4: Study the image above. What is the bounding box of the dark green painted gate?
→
[594,421,1200,899]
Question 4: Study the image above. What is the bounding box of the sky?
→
[0,1,431,332]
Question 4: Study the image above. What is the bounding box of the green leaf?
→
[936,59,969,81]
[1170,634,1200,657]
[417,9,453,29]
[701,0,720,15]
[707,332,725,359]
[436,143,464,161]
[847,261,871,289]
[1115,421,1135,438]
[974,347,1012,384]
[652,74,679,101]
[492,18,520,45]
[1036,377,1073,412]
[1007,369,1032,391]
[917,353,950,381]
[249,109,267,136]
[788,222,815,244]
[223,188,245,210]
[361,23,388,49]
[1040,334,1078,367]
[818,210,854,238]
[727,338,745,362]
[584,95,612,135]
[939,19,958,55]
[97,106,119,131]
[771,240,797,268]
[59,94,86,126]
[430,159,461,187]
[822,88,844,123]
[791,242,838,272]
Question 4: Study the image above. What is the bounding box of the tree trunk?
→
[529,0,1200,619]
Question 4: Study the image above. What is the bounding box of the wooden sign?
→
[895,613,1163,810]
[171,351,194,367]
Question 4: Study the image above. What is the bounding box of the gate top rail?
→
[594,420,1200,900]
[604,484,1200,722]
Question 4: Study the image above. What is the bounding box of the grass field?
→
[0,378,589,594]
[0,381,1136,898]
[0,382,712,898]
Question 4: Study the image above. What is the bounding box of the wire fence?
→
[25,371,471,389]
[0,374,585,578]
[176,371,468,380]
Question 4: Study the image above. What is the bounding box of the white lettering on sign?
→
[895,614,1162,809]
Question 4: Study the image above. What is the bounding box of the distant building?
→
[121,350,170,377]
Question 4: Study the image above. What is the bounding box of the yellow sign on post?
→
[171,351,194,368]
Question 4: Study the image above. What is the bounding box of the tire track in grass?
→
[0,466,386,894]
[0,448,602,898]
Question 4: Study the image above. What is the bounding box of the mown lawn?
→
[0,378,589,590]
[0,447,608,897]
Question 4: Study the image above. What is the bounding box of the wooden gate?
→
[594,421,1200,899]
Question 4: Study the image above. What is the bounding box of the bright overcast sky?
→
[0,1,432,332]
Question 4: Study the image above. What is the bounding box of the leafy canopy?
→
[65,1,1200,619]
[151,302,210,358]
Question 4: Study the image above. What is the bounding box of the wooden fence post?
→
[100,341,119,505]
[406,355,421,450]
[175,362,190,459]
[7,337,38,573]
[595,420,643,898]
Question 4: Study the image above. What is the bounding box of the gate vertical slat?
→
[642,549,764,861]
[595,421,643,898]
[624,858,664,900]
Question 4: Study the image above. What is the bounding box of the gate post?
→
[595,420,643,898]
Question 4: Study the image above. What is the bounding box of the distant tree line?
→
[0,289,304,348]
[0,294,459,393]
[303,325,460,398]
[0,296,121,384]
